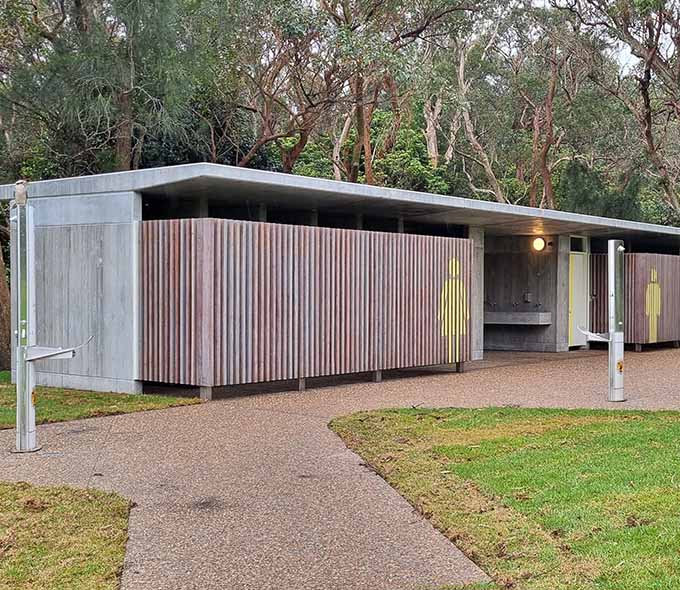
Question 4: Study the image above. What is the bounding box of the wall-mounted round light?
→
[532,237,546,252]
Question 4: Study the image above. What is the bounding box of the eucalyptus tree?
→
[495,6,590,208]
[237,1,348,172]
[555,0,680,212]
[319,0,484,184]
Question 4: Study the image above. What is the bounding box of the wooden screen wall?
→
[590,253,680,345]
[142,219,473,386]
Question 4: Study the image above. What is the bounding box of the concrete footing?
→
[33,371,143,394]
[199,386,213,401]
[372,370,382,383]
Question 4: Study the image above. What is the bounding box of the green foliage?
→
[0,482,130,590]
[293,136,335,179]
[556,161,642,221]
[374,125,449,194]
[16,140,60,182]
[0,382,200,429]
[0,0,678,226]
[1,0,191,177]
[639,186,680,226]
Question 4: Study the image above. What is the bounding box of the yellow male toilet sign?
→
[438,258,469,363]
[645,267,661,343]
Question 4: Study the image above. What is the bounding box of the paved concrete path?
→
[3,349,680,589]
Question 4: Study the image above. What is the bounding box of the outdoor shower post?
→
[578,239,625,402]
[12,180,39,452]
[608,239,625,402]
[10,180,93,453]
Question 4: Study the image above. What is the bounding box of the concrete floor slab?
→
[3,349,680,589]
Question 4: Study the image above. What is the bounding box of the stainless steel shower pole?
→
[608,239,625,402]
[12,180,39,452]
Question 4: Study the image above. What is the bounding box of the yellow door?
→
[569,252,588,347]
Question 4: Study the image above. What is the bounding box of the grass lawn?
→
[0,481,129,589]
[331,407,680,590]
[0,372,200,429]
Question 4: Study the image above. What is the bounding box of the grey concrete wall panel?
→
[34,371,142,393]
[142,219,473,387]
[469,227,484,360]
[33,223,137,385]
[32,192,139,226]
[554,235,571,352]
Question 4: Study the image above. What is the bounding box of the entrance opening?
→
[569,236,589,347]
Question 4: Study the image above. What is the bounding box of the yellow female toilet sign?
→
[439,258,469,363]
[645,267,661,343]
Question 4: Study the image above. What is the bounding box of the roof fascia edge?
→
[0,162,678,238]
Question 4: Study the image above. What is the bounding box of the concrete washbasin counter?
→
[484,311,553,326]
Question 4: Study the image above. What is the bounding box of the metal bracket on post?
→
[578,239,626,402]
[10,181,92,453]
[25,337,94,362]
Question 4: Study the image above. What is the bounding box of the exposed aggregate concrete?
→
[3,349,679,589]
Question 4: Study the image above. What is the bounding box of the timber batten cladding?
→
[142,218,473,387]
[590,253,680,345]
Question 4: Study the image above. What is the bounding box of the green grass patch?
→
[0,481,130,589]
[0,383,200,429]
[331,407,680,590]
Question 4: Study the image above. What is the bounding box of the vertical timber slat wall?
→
[142,219,473,386]
[590,253,680,345]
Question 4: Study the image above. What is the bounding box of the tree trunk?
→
[362,85,379,185]
[461,108,506,203]
[0,243,11,370]
[458,44,505,203]
[348,74,365,183]
[443,111,461,165]
[131,127,146,170]
[380,74,401,158]
[528,109,541,208]
[0,108,16,161]
[238,134,275,168]
[280,130,310,173]
[539,59,558,209]
[73,0,92,33]
[332,112,353,181]
[539,145,556,209]
[115,90,133,171]
[424,96,442,167]
[638,64,680,211]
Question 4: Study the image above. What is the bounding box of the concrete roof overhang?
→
[2,163,680,247]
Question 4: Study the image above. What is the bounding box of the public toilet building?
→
[2,163,680,398]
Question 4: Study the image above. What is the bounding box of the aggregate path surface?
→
[3,349,680,589]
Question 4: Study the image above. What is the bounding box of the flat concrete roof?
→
[2,163,680,246]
